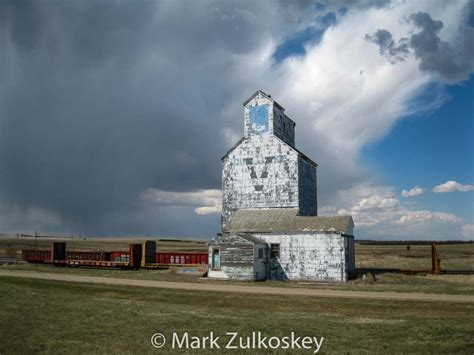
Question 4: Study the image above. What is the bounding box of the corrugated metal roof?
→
[224,208,354,234]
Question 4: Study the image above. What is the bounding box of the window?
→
[270,244,280,258]
[257,248,264,259]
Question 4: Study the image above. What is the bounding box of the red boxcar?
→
[22,244,208,267]
[22,250,51,263]
[156,252,207,265]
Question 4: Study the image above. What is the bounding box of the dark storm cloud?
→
[0,0,293,235]
[365,29,410,64]
[317,0,391,11]
[409,12,474,84]
[366,11,474,84]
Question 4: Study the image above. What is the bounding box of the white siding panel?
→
[256,233,347,282]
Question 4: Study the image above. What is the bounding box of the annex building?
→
[209,91,355,282]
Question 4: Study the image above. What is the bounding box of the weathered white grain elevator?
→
[209,90,355,282]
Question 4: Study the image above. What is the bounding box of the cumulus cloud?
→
[333,183,463,238]
[140,189,222,215]
[401,186,425,197]
[351,195,400,212]
[319,206,337,215]
[461,224,474,240]
[409,12,474,84]
[395,211,461,224]
[366,10,474,83]
[433,181,474,193]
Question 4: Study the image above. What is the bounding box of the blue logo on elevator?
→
[249,105,269,134]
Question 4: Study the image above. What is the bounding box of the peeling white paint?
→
[222,91,317,225]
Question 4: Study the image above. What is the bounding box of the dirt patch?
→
[1,269,474,304]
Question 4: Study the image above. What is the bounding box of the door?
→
[212,248,220,269]
[129,244,142,269]
[269,243,280,280]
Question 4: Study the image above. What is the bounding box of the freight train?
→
[22,241,208,271]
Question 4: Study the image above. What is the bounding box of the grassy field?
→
[0,276,473,354]
[1,236,473,353]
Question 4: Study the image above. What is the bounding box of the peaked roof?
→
[221,134,317,166]
[242,90,284,110]
[224,208,354,235]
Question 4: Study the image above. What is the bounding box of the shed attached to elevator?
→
[208,208,355,282]
[208,233,268,280]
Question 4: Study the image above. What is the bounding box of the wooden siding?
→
[209,234,267,280]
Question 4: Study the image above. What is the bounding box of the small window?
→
[270,244,280,258]
[257,248,264,259]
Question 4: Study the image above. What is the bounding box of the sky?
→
[0,0,472,240]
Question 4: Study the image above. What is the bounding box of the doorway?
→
[212,248,220,269]
[269,243,280,280]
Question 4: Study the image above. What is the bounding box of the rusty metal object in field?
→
[431,243,441,274]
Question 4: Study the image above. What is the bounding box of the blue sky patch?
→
[273,27,326,63]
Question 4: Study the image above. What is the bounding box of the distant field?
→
[356,243,474,271]
[1,235,472,271]
[1,236,473,297]
[0,276,473,354]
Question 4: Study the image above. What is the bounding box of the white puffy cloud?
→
[401,186,425,197]
[194,206,222,215]
[271,2,464,154]
[256,1,465,214]
[433,180,474,193]
[461,224,474,240]
[331,183,463,238]
[140,188,222,215]
[395,211,461,224]
[351,195,400,212]
[319,206,337,215]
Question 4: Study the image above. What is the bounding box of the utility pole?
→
[34,229,37,249]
